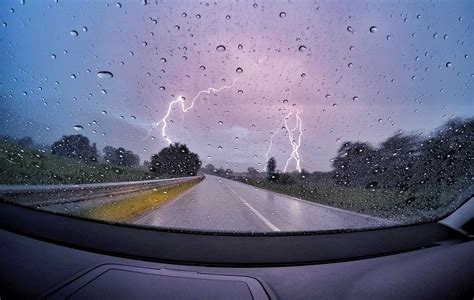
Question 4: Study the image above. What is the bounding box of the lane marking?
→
[228,177,393,224]
[226,184,281,232]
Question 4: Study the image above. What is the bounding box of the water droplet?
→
[386,35,392,40]
[301,73,306,78]
[51,54,56,59]
[218,121,223,125]
[199,65,206,71]
[160,57,167,63]
[70,30,78,37]
[22,91,27,96]
[298,45,307,52]
[225,15,231,20]
[97,71,113,79]
[131,116,136,120]
[101,110,107,115]
[283,99,288,103]
[2,22,7,28]
[353,96,359,101]
[101,89,107,95]
[236,67,243,74]
[217,146,223,150]
[433,33,438,39]
[238,44,243,50]
[73,125,83,131]
[82,26,88,32]
[116,2,122,8]
[279,12,286,18]
[216,45,226,52]
[174,25,180,30]
[443,34,448,40]
[141,0,147,5]
[347,26,354,33]
[70,74,76,79]
[348,63,353,68]
[253,3,258,8]
[195,14,201,19]
[237,89,243,94]
[159,86,165,91]
[369,26,377,33]
[446,62,452,68]
[182,12,187,17]
[325,94,331,99]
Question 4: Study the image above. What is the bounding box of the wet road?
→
[134,175,391,232]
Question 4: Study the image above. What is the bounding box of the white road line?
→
[226,185,281,232]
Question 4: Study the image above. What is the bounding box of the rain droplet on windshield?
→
[369,26,377,33]
[236,67,243,74]
[279,12,286,18]
[216,45,226,52]
[97,71,113,79]
[298,45,307,52]
[73,125,83,131]
[70,30,78,37]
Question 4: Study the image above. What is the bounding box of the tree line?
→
[3,134,202,178]
[206,117,473,194]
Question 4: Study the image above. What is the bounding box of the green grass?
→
[0,140,158,184]
[238,178,468,223]
[77,180,200,222]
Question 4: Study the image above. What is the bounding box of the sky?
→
[0,0,473,172]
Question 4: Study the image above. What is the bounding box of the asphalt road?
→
[134,175,392,232]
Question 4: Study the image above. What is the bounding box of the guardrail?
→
[0,176,204,208]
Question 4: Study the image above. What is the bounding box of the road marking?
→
[226,185,281,232]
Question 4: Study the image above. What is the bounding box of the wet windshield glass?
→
[0,0,472,233]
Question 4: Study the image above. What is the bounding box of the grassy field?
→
[77,180,200,222]
[239,179,467,223]
[0,140,158,184]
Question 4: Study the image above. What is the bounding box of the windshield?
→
[0,0,472,233]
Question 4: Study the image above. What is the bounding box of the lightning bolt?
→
[265,109,303,173]
[147,79,237,144]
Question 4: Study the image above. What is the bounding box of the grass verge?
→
[236,178,469,223]
[77,180,199,222]
[0,140,159,184]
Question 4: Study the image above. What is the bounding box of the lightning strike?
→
[147,79,237,144]
[265,109,303,173]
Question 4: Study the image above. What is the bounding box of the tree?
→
[150,143,201,177]
[103,146,140,167]
[17,137,34,149]
[246,167,259,179]
[332,141,376,187]
[204,163,216,174]
[266,157,278,182]
[51,134,98,162]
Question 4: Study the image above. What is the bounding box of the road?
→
[134,175,392,232]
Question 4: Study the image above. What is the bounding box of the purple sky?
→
[1,0,473,171]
